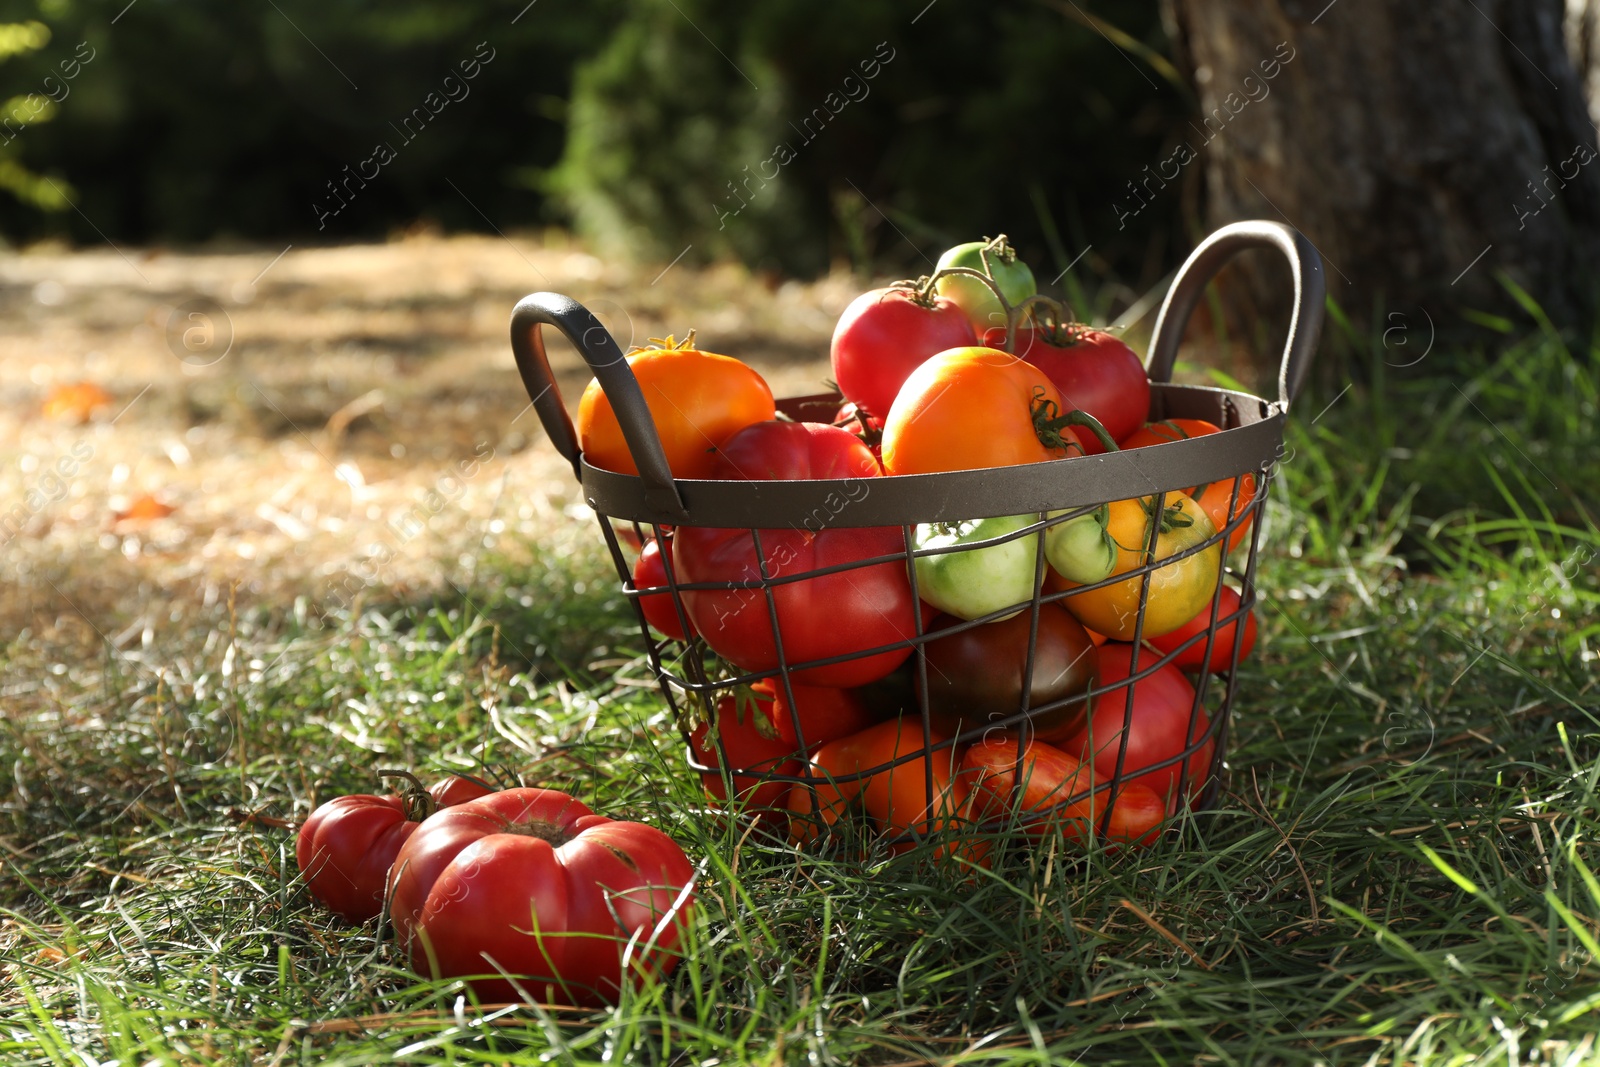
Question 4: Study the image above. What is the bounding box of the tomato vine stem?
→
[378,768,435,822]
[1030,389,1118,455]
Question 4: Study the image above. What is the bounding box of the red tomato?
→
[672,422,919,687]
[961,733,1097,837]
[577,335,774,480]
[1058,643,1213,811]
[1148,585,1257,673]
[296,776,495,924]
[689,688,801,813]
[984,324,1151,452]
[389,788,696,1007]
[830,287,977,420]
[756,678,879,750]
[1120,419,1257,551]
[1101,782,1166,847]
[882,347,1113,475]
[429,776,499,808]
[633,537,694,641]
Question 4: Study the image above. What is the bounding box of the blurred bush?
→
[552,0,1188,279]
[0,0,623,243]
[0,0,1188,281]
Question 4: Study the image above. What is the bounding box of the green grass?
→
[3,331,1599,1065]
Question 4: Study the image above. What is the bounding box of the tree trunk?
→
[1163,0,1600,344]
[1566,0,1600,127]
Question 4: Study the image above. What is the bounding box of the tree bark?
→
[1163,0,1600,342]
[1566,0,1600,127]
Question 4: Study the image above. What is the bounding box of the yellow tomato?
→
[1053,491,1222,639]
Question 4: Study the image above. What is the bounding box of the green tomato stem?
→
[1030,389,1119,454]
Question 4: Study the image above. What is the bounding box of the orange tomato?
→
[784,719,976,858]
[962,733,1166,848]
[1052,492,1222,640]
[961,733,1097,837]
[881,347,1099,475]
[577,333,775,480]
[1121,419,1257,551]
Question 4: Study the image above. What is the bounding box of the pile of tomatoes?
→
[578,235,1261,858]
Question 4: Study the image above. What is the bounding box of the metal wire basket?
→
[511,220,1324,850]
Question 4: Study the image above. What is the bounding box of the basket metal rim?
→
[579,382,1281,528]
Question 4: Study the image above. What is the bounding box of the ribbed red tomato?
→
[388,788,696,1007]
[672,422,918,687]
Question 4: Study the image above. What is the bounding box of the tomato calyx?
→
[1140,495,1196,534]
[630,330,699,356]
[879,279,944,311]
[1111,497,1199,560]
[978,233,1019,267]
[1029,389,1119,455]
[379,768,438,823]
[831,401,884,451]
[500,817,578,846]
[732,685,782,741]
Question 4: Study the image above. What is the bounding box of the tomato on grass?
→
[388,788,696,1007]
[296,775,495,924]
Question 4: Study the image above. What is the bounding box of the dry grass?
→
[0,231,863,642]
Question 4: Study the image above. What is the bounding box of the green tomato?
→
[1044,504,1117,584]
[933,235,1037,335]
[912,514,1041,621]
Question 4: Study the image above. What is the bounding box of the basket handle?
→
[509,292,689,521]
[1146,220,1325,412]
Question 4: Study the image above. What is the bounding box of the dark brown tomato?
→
[919,604,1098,741]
